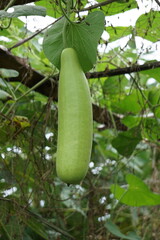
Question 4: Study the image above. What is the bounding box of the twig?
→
[86,60,160,78]
[8,17,63,51]
[4,0,16,11]
[155,0,160,7]
[0,196,75,239]
[78,0,117,12]
[6,75,50,115]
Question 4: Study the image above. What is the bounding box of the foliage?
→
[0,0,160,239]
[43,11,105,72]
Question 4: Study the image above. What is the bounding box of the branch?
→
[1,48,160,129]
[86,61,160,78]
[8,17,62,51]
[0,48,58,100]
[0,0,40,10]
[78,0,117,12]
[0,197,75,239]
[0,48,126,130]
[155,0,160,7]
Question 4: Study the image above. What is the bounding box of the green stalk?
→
[16,75,49,101]
[59,0,72,24]
[4,0,16,11]
[4,81,17,101]
[59,0,74,48]
[6,75,50,116]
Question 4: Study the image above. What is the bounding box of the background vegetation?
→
[0,0,160,239]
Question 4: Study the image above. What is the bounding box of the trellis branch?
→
[0,48,127,130]
[77,0,117,12]
[155,0,160,7]
[0,0,40,10]
[0,0,116,11]
[1,48,160,129]
[86,61,160,78]
[0,48,58,99]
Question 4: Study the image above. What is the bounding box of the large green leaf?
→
[105,220,141,240]
[103,75,128,94]
[111,174,160,206]
[106,26,133,42]
[148,88,160,105]
[35,0,61,18]
[135,11,160,42]
[102,0,138,16]
[112,127,142,157]
[0,5,46,18]
[121,116,141,128]
[142,118,160,140]
[43,11,105,72]
[43,17,65,70]
[140,67,160,83]
[148,88,160,118]
[111,90,146,114]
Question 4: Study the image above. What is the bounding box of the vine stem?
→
[59,0,73,24]
[17,75,50,101]
[6,75,50,115]
[4,0,16,11]
[59,0,73,48]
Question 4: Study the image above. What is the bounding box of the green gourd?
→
[56,48,93,184]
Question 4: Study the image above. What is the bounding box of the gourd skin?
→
[56,48,93,184]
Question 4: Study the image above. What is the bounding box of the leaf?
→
[112,90,146,114]
[141,67,160,83]
[0,90,12,102]
[106,26,133,42]
[148,88,160,118]
[135,11,160,42]
[66,11,105,72]
[142,118,160,141]
[12,116,30,129]
[110,174,160,206]
[148,87,160,105]
[102,0,138,16]
[105,220,141,240]
[0,68,19,78]
[103,75,128,94]
[0,5,46,18]
[35,0,61,18]
[43,17,65,70]
[43,11,105,72]
[24,217,48,240]
[121,116,141,128]
[112,127,142,157]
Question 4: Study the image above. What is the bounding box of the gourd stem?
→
[59,0,73,24]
